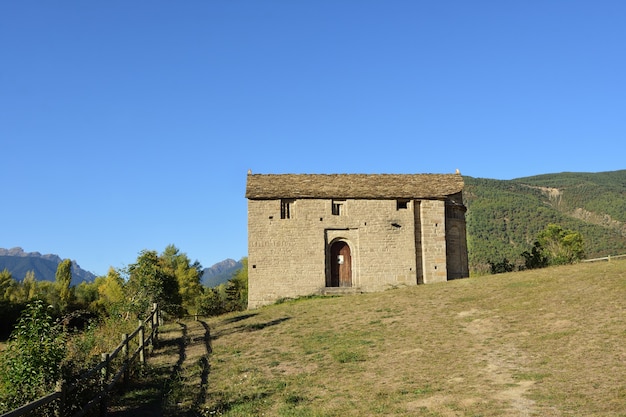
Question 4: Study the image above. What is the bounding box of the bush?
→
[488,258,516,274]
[0,300,66,412]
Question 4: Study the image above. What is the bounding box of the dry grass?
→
[199,260,626,416]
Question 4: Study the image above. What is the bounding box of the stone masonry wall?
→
[248,198,423,308]
[445,205,470,279]
[418,200,448,283]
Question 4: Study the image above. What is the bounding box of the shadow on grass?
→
[108,320,213,417]
[107,365,168,417]
[109,315,294,416]
[212,317,291,339]
[203,391,274,415]
[239,317,291,331]
[220,312,258,324]
[193,320,212,410]
[197,320,212,354]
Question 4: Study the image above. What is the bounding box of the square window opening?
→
[332,200,345,216]
[397,199,410,210]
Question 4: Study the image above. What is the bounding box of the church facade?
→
[246,173,469,308]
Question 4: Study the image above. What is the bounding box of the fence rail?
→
[1,304,160,417]
[581,254,626,263]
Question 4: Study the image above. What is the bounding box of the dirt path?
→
[107,319,212,417]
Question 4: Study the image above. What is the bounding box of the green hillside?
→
[464,170,626,273]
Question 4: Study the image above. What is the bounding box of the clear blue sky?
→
[2,1,625,277]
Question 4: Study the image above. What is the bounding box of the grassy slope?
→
[197,260,626,417]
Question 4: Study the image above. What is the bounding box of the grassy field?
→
[116,260,626,416]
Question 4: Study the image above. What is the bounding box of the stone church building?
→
[245,172,469,308]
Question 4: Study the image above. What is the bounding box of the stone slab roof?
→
[246,173,464,199]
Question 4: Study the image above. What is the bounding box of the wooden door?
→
[330,241,352,287]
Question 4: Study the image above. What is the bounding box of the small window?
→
[332,200,345,216]
[281,199,294,219]
[397,199,410,210]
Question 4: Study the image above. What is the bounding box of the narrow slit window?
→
[332,200,345,216]
[281,199,294,219]
[397,199,410,210]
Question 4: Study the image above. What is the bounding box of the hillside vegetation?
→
[464,170,626,272]
[116,259,626,416]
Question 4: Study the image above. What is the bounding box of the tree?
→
[125,250,182,317]
[0,269,15,301]
[521,241,549,270]
[225,258,248,311]
[18,270,38,303]
[95,267,126,316]
[158,245,203,315]
[196,287,226,316]
[488,257,515,274]
[55,259,73,312]
[74,280,99,310]
[537,224,585,265]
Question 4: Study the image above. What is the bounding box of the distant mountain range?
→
[0,247,243,288]
[0,247,97,286]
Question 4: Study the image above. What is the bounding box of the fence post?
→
[138,319,146,365]
[54,379,66,417]
[122,333,129,390]
[151,303,159,349]
[100,353,110,417]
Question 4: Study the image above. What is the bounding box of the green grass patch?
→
[332,350,365,363]
[512,372,551,382]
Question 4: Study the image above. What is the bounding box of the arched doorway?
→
[330,240,352,287]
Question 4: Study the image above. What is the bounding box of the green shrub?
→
[0,300,66,412]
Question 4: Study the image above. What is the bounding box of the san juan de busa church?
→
[245,172,469,308]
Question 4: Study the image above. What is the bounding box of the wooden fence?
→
[581,253,626,263]
[1,304,161,417]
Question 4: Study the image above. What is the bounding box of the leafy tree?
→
[95,268,126,316]
[488,258,515,274]
[224,258,248,311]
[0,269,16,301]
[125,250,182,318]
[158,245,203,315]
[55,259,73,312]
[521,241,549,270]
[38,281,59,310]
[16,270,39,303]
[0,300,66,412]
[74,280,99,310]
[537,224,585,265]
[196,287,226,316]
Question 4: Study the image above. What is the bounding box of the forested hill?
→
[464,170,626,273]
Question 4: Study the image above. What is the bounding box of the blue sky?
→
[2,1,625,277]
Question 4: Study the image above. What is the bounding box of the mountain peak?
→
[202,258,243,287]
